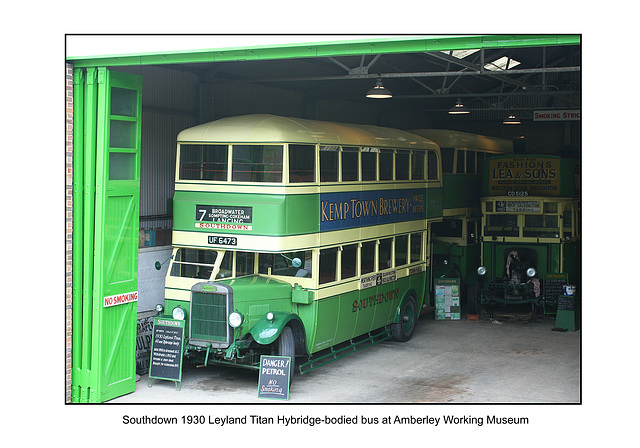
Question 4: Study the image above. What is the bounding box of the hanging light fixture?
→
[503,114,521,125]
[366,78,392,99]
[448,98,469,114]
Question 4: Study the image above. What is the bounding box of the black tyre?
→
[467,283,480,315]
[392,296,417,342]
[277,326,296,382]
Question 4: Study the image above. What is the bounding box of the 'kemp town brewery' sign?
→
[488,157,561,196]
[320,189,426,231]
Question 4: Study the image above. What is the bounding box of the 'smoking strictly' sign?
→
[533,110,580,121]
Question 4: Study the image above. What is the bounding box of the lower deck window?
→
[170,248,218,279]
[341,244,358,279]
[319,247,338,284]
[484,215,519,237]
[410,233,423,263]
[258,251,312,278]
[378,238,393,270]
[395,235,409,267]
[523,215,559,238]
[361,241,376,275]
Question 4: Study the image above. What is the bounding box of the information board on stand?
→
[543,273,568,314]
[148,317,185,390]
[257,355,291,400]
[434,278,461,320]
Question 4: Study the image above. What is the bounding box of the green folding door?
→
[72,67,142,403]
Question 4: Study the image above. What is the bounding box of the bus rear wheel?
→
[392,296,417,342]
[277,326,296,382]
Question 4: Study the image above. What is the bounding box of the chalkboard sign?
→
[543,273,568,304]
[557,295,575,311]
[257,355,291,400]
[148,317,185,388]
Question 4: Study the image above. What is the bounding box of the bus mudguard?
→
[393,289,419,324]
[249,312,303,345]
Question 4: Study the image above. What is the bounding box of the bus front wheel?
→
[467,283,481,315]
[277,325,296,382]
[392,296,417,342]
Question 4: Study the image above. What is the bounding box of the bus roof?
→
[178,114,440,151]
[410,129,512,154]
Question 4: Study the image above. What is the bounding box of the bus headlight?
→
[266,312,275,321]
[526,267,537,278]
[228,311,243,328]
[477,266,487,276]
[155,304,164,313]
[172,306,186,320]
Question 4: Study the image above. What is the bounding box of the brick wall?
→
[65,63,73,403]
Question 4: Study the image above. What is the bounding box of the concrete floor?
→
[112,311,580,404]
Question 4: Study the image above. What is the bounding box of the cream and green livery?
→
[158,114,442,375]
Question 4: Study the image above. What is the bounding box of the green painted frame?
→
[67,35,580,67]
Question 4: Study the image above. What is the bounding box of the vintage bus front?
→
[410,130,513,286]
[469,154,580,314]
[158,114,440,375]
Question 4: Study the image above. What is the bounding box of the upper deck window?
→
[440,148,454,174]
[466,151,477,174]
[411,151,425,180]
[342,147,359,182]
[232,145,283,183]
[379,150,394,181]
[396,150,410,180]
[362,147,378,181]
[289,144,316,183]
[456,150,465,174]
[427,150,440,180]
[320,146,338,182]
[180,144,228,181]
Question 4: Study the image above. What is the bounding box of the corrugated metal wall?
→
[432,111,580,155]
[114,66,199,238]
[212,81,304,118]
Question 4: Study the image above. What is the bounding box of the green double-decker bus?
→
[469,153,581,314]
[157,114,442,376]
[410,130,513,306]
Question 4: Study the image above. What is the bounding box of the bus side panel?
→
[410,271,428,310]
[427,187,443,219]
[305,297,339,354]
[172,190,320,238]
[309,272,427,354]
[442,174,479,210]
[294,300,318,355]
[562,242,580,285]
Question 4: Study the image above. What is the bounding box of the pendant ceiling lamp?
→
[503,114,521,125]
[448,98,470,114]
[366,78,392,99]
